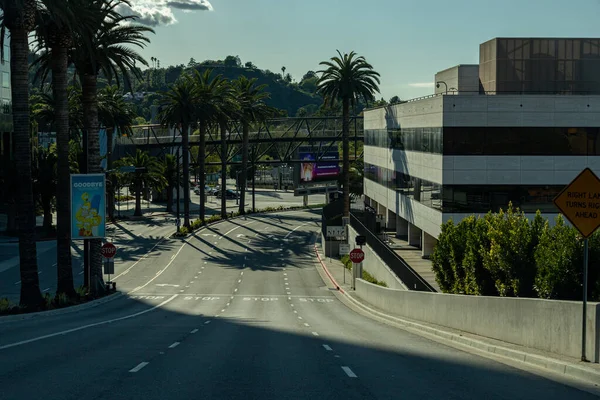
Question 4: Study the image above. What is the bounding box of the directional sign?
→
[349,248,365,263]
[339,244,350,255]
[553,168,600,238]
[326,226,345,238]
[101,242,117,259]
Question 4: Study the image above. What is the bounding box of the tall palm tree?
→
[193,69,226,221]
[317,50,380,218]
[0,0,44,308]
[213,80,238,219]
[32,144,57,233]
[119,149,165,216]
[158,74,198,228]
[98,85,135,220]
[233,76,276,215]
[71,2,151,295]
[161,154,180,213]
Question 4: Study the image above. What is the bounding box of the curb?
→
[0,292,123,324]
[312,243,600,385]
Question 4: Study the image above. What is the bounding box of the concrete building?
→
[363,37,600,257]
[0,35,11,163]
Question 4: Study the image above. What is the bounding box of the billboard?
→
[71,174,106,239]
[299,151,340,183]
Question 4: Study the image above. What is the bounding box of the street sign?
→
[349,248,365,263]
[553,168,600,238]
[104,259,115,275]
[101,242,117,259]
[339,244,350,255]
[326,226,345,238]
[356,235,367,245]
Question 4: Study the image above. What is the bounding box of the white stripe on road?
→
[14,281,20,285]
[191,329,199,334]
[234,288,238,292]
[204,320,211,324]
[238,280,242,283]
[112,237,166,281]
[168,342,180,349]
[130,242,187,294]
[42,288,50,292]
[341,366,357,378]
[240,271,244,276]
[311,332,319,336]
[303,323,310,327]
[129,362,149,373]
[323,345,332,351]
[0,295,178,351]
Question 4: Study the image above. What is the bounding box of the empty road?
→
[0,210,597,400]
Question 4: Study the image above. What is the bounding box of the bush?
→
[115,195,134,202]
[362,270,388,287]
[432,204,600,301]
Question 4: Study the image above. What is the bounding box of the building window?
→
[364,127,443,154]
[2,72,9,88]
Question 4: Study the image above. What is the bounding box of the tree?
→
[233,76,276,214]
[158,74,198,228]
[224,55,241,67]
[192,69,227,221]
[188,57,197,68]
[119,150,165,216]
[32,144,57,233]
[0,0,45,308]
[317,50,380,218]
[389,95,402,104]
[161,154,180,213]
[70,2,152,295]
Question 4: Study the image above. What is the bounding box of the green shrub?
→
[340,255,352,270]
[0,297,14,313]
[362,269,388,287]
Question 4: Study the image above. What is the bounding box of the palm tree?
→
[158,74,198,228]
[192,69,227,221]
[70,2,151,295]
[317,50,380,218]
[213,80,238,219]
[119,149,165,216]
[161,154,180,213]
[233,76,276,215]
[0,0,44,308]
[32,144,57,233]
[98,85,135,220]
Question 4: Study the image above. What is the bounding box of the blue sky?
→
[130,0,600,101]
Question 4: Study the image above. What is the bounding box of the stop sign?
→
[101,242,117,259]
[349,248,365,263]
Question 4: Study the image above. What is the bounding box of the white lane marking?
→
[223,220,254,237]
[284,278,288,281]
[190,281,195,284]
[303,323,310,327]
[226,303,230,306]
[234,288,238,292]
[311,332,319,336]
[298,316,303,320]
[14,281,20,285]
[78,271,83,275]
[293,310,298,313]
[129,362,149,373]
[285,283,289,286]
[179,290,184,292]
[240,271,244,276]
[194,276,198,279]
[288,297,291,300]
[334,355,340,358]
[185,286,190,288]
[230,296,234,299]
[156,284,180,288]
[283,273,287,276]
[323,345,333,351]
[170,255,175,260]
[214,242,217,244]
[168,342,180,349]
[0,295,178,351]
[204,262,207,264]
[52,263,57,267]
[287,292,291,295]
[204,321,211,324]
[221,309,225,312]
[191,329,199,334]
[243,263,245,268]
[290,304,294,307]
[113,237,166,281]
[130,242,187,294]
[341,366,357,378]
[238,279,242,283]
[38,271,42,275]
[42,288,50,292]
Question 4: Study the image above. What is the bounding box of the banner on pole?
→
[71,174,106,239]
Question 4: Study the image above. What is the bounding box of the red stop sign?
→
[101,242,117,259]
[349,248,364,263]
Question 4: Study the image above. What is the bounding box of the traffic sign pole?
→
[582,238,589,362]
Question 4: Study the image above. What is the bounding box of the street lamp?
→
[235,170,242,205]
[436,81,448,95]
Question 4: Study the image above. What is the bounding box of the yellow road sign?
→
[553,168,600,238]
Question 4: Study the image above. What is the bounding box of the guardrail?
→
[350,212,436,292]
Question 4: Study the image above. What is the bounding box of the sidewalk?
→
[313,241,600,386]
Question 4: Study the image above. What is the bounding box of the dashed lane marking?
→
[311,332,319,336]
[323,345,332,351]
[342,366,357,378]
[191,329,199,334]
[168,342,180,349]
[129,362,149,373]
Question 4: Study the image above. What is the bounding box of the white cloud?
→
[118,0,213,26]
[408,82,434,88]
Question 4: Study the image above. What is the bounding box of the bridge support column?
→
[408,223,421,248]
[422,231,436,258]
[396,216,408,240]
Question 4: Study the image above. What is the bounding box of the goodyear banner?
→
[70,174,106,239]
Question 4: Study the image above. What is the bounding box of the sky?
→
[125,0,600,101]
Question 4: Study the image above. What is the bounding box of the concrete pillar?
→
[408,223,421,248]
[396,216,408,239]
[387,209,396,230]
[377,203,386,229]
[422,231,436,258]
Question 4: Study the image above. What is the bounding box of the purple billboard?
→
[299,152,340,183]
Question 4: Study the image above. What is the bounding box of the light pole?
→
[235,170,241,205]
[436,81,448,95]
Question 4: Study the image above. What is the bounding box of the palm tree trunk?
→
[239,122,249,215]
[220,120,227,219]
[182,123,190,228]
[166,185,173,212]
[134,180,142,216]
[199,120,206,221]
[106,128,115,221]
[342,97,351,218]
[52,44,75,298]
[11,25,43,308]
[42,199,52,233]
[81,73,105,296]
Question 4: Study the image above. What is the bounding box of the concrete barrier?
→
[355,279,600,363]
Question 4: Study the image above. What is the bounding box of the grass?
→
[340,255,387,287]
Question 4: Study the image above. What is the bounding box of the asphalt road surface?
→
[0,211,597,400]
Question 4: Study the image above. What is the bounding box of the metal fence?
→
[350,212,436,292]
